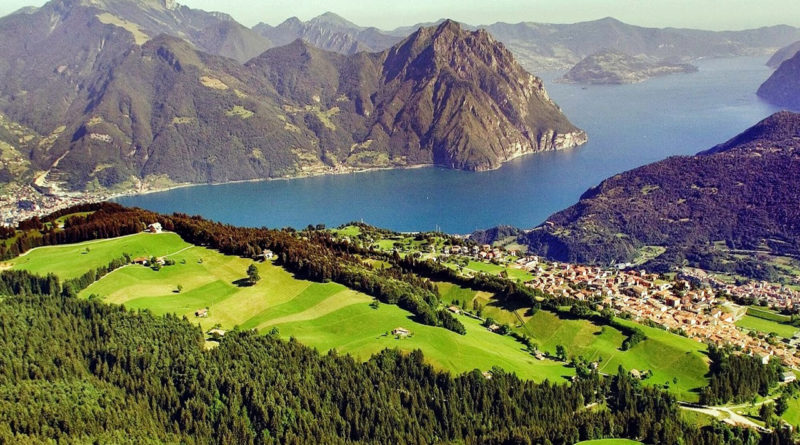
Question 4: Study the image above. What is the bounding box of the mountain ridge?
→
[758,51,800,110]
[517,111,800,277]
[0,15,585,193]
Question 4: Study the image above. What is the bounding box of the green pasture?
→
[7,233,189,279]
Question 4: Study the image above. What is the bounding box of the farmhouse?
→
[392,327,411,337]
[782,372,797,383]
[147,222,162,233]
[195,308,208,318]
[133,257,149,265]
[448,305,461,314]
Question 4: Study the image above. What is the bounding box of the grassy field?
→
[736,314,798,339]
[525,311,709,401]
[780,394,800,426]
[747,306,793,323]
[44,235,575,382]
[6,233,190,279]
[436,282,709,401]
[464,261,534,282]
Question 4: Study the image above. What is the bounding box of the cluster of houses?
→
[440,244,510,261]
[678,268,800,310]
[1,184,93,225]
[506,261,800,367]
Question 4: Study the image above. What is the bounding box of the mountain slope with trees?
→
[521,111,800,275]
[0,1,585,193]
[758,51,800,110]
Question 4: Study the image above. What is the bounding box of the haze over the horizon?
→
[2,0,800,31]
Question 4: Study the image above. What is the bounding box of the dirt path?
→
[679,402,771,433]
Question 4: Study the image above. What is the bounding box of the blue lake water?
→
[117,56,782,233]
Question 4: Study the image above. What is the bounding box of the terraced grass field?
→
[7,233,189,279]
[25,234,572,382]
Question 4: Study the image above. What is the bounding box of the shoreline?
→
[10,138,587,225]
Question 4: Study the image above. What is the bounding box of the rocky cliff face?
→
[0,12,584,192]
[367,20,586,170]
[521,112,800,275]
[758,51,800,110]
[562,49,697,84]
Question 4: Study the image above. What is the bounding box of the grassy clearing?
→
[435,281,708,401]
[525,311,709,402]
[72,236,573,382]
[464,261,534,282]
[332,225,362,237]
[95,13,149,45]
[736,314,798,339]
[680,409,716,428]
[8,233,189,279]
[747,306,792,323]
[225,105,254,119]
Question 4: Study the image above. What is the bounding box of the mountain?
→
[253,12,400,55]
[758,51,800,110]
[521,112,800,276]
[253,14,800,73]
[483,18,800,71]
[767,40,800,68]
[561,49,697,84]
[0,17,584,193]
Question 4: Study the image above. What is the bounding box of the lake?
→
[117,56,781,233]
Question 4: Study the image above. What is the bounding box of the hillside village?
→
[361,231,800,369]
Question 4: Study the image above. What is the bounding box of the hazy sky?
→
[2,0,800,30]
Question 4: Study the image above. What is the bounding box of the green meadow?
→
[20,234,571,382]
[11,234,713,395]
[7,233,189,279]
[437,281,710,402]
[736,314,799,339]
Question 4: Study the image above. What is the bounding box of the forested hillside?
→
[0,202,796,443]
[0,277,787,444]
[522,111,800,277]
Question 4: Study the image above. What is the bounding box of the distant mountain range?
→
[254,14,800,72]
[561,49,697,85]
[758,51,800,110]
[1,0,800,195]
[517,111,800,278]
[0,0,584,193]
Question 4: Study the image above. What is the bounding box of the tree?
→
[759,401,775,422]
[176,284,183,293]
[775,396,789,416]
[556,344,567,361]
[247,264,261,285]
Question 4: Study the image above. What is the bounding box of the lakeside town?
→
[411,241,800,369]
